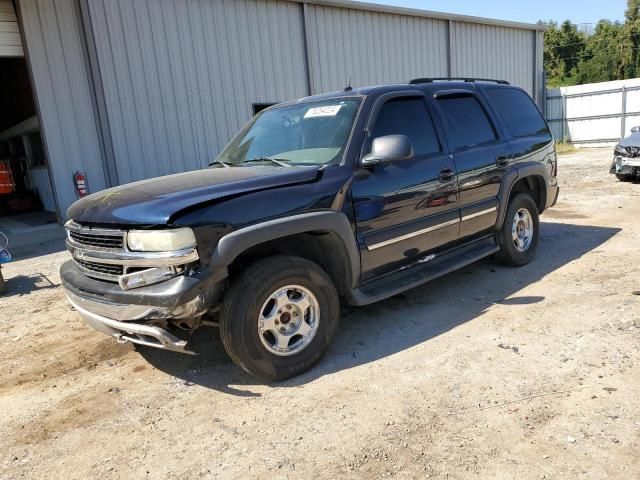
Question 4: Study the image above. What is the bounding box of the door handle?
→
[438,168,455,182]
[496,156,510,167]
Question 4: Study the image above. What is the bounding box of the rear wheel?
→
[494,193,539,267]
[220,255,340,381]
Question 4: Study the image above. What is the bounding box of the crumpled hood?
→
[68,165,320,225]
[618,131,640,147]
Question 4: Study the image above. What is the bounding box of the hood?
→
[618,131,640,148]
[68,165,321,225]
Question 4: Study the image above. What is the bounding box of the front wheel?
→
[219,255,340,381]
[494,193,540,267]
[616,173,635,182]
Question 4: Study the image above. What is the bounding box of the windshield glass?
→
[214,98,362,166]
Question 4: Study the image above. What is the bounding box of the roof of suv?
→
[276,79,516,109]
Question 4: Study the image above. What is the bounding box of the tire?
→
[494,193,540,267]
[616,173,635,182]
[220,255,340,381]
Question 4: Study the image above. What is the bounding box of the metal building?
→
[1,0,545,229]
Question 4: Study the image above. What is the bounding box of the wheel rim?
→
[511,207,534,252]
[258,285,320,357]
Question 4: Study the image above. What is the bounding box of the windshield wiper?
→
[244,157,292,167]
[209,158,232,168]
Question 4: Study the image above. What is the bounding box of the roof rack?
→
[409,77,510,85]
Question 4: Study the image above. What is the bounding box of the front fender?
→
[209,211,361,288]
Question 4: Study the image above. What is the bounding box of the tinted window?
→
[371,98,440,155]
[485,88,549,137]
[437,96,496,150]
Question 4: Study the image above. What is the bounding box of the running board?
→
[347,237,499,306]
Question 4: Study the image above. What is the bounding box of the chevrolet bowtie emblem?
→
[100,191,121,203]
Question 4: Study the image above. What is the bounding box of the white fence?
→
[545,78,640,146]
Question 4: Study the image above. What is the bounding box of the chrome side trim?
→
[66,240,199,267]
[461,206,497,222]
[367,218,460,251]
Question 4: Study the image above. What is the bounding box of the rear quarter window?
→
[485,88,549,137]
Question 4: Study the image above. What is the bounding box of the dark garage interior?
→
[0,57,57,234]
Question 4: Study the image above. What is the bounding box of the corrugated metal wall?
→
[85,0,309,185]
[450,21,535,96]
[304,4,449,92]
[18,0,107,216]
[29,166,56,212]
[17,0,544,217]
[0,0,23,57]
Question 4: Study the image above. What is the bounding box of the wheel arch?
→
[209,211,360,295]
[496,164,548,229]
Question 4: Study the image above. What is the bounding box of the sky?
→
[370,0,627,25]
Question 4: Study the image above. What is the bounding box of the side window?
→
[484,88,549,137]
[371,98,440,156]
[437,95,497,150]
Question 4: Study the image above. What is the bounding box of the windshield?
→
[214,98,362,167]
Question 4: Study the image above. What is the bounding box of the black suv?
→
[61,78,559,380]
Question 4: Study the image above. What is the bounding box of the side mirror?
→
[361,134,414,167]
[632,126,640,133]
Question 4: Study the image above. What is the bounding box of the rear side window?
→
[437,96,496,150]
[485,88,549,137]
[371,98,440,155]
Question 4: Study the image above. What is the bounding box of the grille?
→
[75,258,124,278]
[69,230,124,249]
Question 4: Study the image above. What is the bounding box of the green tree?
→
[622,0,640,77]
[577,20,625,84]
[543,20,586,86]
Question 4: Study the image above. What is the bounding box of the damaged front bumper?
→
[61,261,224,353]
[611,155,640,175]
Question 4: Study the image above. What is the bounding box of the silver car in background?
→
[611,126,640,181]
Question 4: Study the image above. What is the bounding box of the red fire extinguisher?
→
[73,171,89,197]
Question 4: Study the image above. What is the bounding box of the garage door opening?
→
[0,56,58,242]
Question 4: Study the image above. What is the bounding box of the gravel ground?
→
[1,148,639,479]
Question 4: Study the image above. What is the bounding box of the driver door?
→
[351,94,459,281]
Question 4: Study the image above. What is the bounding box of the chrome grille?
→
[75,259,124,279]
[69,230,124,249]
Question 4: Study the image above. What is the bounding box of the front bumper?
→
[66,288,191,353]
[61,260,224,353]
[611,155,640,175]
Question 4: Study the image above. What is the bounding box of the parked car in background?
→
[611,126,640,181]
[61,78,558,381]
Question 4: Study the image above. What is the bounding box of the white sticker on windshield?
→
[304,105,342,118]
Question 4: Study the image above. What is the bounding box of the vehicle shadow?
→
[0,273,59,297]
[139,222,620,396]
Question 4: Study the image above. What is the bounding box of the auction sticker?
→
[304,105,342,118]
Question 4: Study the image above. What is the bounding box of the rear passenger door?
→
[351,94,459,280]
[481,86,553,176]
[433,89,512,238]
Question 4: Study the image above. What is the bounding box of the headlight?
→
[127,228,196,252]
[614,145,628,156]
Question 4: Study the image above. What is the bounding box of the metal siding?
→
[29,166,56,212]
[304,4,448,93]
[451,21,534,95]
[545,78,640,144]
[86,0,309,184]
[0,0,23,56]
[18,0,107,217]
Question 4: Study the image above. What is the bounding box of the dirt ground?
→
[1,148,639,479]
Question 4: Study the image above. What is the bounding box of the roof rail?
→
[409,77,510,85]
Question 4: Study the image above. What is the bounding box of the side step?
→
[347,237,499,306]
